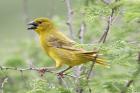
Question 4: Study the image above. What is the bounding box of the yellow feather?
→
[29,17,108,68]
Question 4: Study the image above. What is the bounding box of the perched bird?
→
[28,17,106,75]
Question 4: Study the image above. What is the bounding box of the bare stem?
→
[98,0,119,43]
[0,66,77,78]
[98,8,115,43]
[64,0,74,39]
[83,2,117,91]
[86,61,95,80]
[83,1,118,92]
[0,77,8,93]
[78,21,86,44]
[120,52,140,93]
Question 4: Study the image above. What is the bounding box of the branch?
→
[85,53,98,93]
[81,0,119,91]
[86,61,95,80]
[78,21,86,44]
[120,52,140,93]
[0,66,77,78]
[90,1,119,90]
[64,0,74,39]
[0,77,8,93]
[86,48,99,80]
[98,0,119,43]
[98,8,115,43]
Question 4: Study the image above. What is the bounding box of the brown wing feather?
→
[47,34,75,47]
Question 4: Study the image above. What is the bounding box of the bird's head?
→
[28,17,54,34]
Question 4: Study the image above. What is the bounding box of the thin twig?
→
[64,0,74,39]
[75,13,87,93]
[0,77,8,93]
[85,57,97,93]
[98,0,119,43]
[86,61,96,80]
[120,52,140,93]
[75,15,86,78]
[86,1,118,89]
[83,0,118,91]
[86,48,99,80]
[64,0,86,92]
[0,66,77,78]
[98,8,115,43]
[78,21,86,44]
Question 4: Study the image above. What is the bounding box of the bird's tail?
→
[93,54,109,68]
[82,51,109,67]
[95,58,108,66]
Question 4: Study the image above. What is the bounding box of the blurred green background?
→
[0,0,140,93]
[0,0,68,62]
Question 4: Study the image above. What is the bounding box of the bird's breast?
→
[39,35,57,58]
[39,36,50,53]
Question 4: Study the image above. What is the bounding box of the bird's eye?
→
[38,21,42,24]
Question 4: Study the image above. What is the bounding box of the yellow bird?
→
[28,17,106,75]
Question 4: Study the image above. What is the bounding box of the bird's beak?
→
[27,21,38,30]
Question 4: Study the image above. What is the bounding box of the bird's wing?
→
[47,30,75,45]
[47,36,74,46]
[46,34,84,51]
